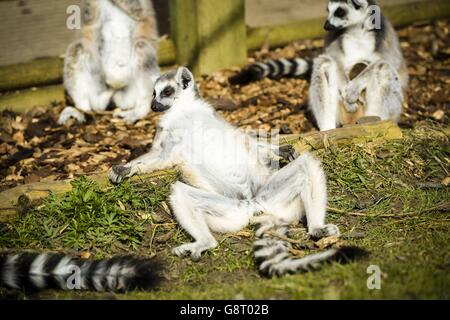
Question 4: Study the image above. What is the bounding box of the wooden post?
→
[170,0,247,76]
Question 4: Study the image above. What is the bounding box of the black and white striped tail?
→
[229,58,310,86]
[253,225,368,277]
[0,252,162,292]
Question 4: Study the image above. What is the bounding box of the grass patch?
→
[0,124,449,299]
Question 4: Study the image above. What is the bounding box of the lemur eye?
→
[161,86,175,98]
[334,7,347,18]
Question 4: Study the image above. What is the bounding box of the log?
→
[282,120,403,153]
[0,121,402,223]
[170,0,247,76]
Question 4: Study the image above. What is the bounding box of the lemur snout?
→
[324,20,337,31]
[151,99,170,112]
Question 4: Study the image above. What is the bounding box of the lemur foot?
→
[172,240,218,261]
[108,165,132,184]
[58,107,86,125]
[343,81,361,113]
[113,109,142,124]
[309,224,340,239]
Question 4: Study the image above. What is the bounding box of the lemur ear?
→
[350,0,366,10]
[176,67,195,90]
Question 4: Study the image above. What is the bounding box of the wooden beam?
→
[0,38,176,93]
[0,121,402,223]
[0,85,64,113]
[170,0,247,75]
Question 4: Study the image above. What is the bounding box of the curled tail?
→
[0,252,161,292]
[229,58,310,86]
[253,226,368,277]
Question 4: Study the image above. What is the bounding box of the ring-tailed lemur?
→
[109,67,367,276]
[59,0,160,125]
[0,253,161,292]
[229,0,408,131]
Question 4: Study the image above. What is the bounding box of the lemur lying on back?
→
[109,67,367,276]
[59,0,160,125]
[229,0,408,131]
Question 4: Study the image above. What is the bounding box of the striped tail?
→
[229,58,310,86]
[0,252,162,292]
[253,225,368,277]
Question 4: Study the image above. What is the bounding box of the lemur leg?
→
[113,39,160,124]
[170,182,253,260]
[309,55,345,131]
[256,153,339,239]
[365,62,404,121]
[61,41,113,124]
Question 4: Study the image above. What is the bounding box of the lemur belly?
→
[100,1,135,89]
[340,28,377,73]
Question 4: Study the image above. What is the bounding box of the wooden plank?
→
[0,58,63,92]
[0,85,64,113]
[170,0,247,75]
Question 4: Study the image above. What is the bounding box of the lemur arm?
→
[109,127,176,184]
[344,59,389,104]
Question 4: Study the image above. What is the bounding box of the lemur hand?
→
[279,145,299,163]
[343,81,361,113]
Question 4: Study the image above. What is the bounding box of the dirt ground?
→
[0,19,448,192]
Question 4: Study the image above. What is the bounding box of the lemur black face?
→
[152,78,178,113]
[325,0,369,31]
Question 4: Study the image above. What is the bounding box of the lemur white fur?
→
[309,0,408,130]
[60,0,160,125]
[109,67,367,276]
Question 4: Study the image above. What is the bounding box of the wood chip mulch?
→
[0,19,448,191]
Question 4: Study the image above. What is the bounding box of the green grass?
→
[0,124,449,300]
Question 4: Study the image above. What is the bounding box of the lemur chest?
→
[340,30,378,73]
[101,1,135,40]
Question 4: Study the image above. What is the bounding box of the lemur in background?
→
[229,0,408,131]
[109,67,367,276]
[59,0,160,125]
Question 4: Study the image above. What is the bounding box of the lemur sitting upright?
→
[109,67,367,276]
[59,0,160,125]
[229,0,408,131]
